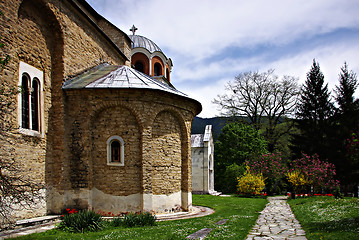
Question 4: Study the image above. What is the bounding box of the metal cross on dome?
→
[130,25,138,35]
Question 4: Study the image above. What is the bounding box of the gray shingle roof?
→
[63,64,188,97]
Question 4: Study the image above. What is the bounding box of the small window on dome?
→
[154,63,162,76]
[135,61,144,73]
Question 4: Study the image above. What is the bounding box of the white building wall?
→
[191,125,215,194]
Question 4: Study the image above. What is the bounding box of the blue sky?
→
[87,0,359,118]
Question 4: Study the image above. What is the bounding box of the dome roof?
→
[129,35,162,53]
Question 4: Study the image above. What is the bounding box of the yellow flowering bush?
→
[286,170,308,192]
[237,166,265,195]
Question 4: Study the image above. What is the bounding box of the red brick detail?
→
[151,56,164,77]
[132,53,149,75]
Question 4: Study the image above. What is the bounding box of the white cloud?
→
[87,0,359,117]
[91,0,359,59]
[262,38,359,88]
[177,77,230,118]
[177,39,359,118]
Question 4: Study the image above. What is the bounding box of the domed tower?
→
[129,25,173,82]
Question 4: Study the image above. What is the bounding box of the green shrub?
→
[215,122,267,193]
[222,163,246,193]
[58,209,104,233]
[333,186,344,199]
[123,212,156,227]
[112,216,122,227]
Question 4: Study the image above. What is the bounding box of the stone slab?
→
[215,219,228,225]
[186,228,212,239]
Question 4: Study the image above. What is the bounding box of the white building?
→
[191,125,219,195]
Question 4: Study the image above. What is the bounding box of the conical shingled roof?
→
[62,64,192,100]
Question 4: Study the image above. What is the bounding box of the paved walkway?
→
[246,196,307,240]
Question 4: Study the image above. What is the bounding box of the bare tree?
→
[213,69,299,152]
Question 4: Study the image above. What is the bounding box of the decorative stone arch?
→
[152,51,168,67]
[131,52,150,75]
[131,47,152,59]
[89,100,143,213]
[18,0,65,214]
[131,48,169,78]
[151,56,164,76]
[149,107,191,212]
[90,101,144,133]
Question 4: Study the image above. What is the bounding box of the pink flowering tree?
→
[247,152,288,195]
[288,153,339,193]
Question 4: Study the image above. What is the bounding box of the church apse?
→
[60,65,201,214]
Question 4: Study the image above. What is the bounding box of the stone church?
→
[0,0,201,219]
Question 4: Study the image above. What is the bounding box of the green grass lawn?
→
[13,195,267,240]
[288,196,359,240]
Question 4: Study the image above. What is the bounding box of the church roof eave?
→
[62,64,202,114]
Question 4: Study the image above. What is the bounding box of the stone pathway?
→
[246,196,307,240]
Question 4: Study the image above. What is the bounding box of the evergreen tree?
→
[332,62,359,187]
[335,62,359,116]
[292,59,334,159]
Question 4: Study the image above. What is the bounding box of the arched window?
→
[154,63,162,76]
[18,61,43,137]
[31,78,40,131]
[21,74,30,129]
[107,136,125,166]
[111,140,121,162]
[134,61,144,73]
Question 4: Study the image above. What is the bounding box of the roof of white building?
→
[191,125,213,147]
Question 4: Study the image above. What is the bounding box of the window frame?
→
[106,136,125,166]
[18,61,44,137]
[31,77,40,131]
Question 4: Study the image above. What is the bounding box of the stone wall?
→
[0,0,129,220]
[50,88,199,214]
[92,106,142,196]
[0,0,200,219]
[97,19,132,65]
[152,111,182,195]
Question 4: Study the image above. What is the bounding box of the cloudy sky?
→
[87,0,359,118]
